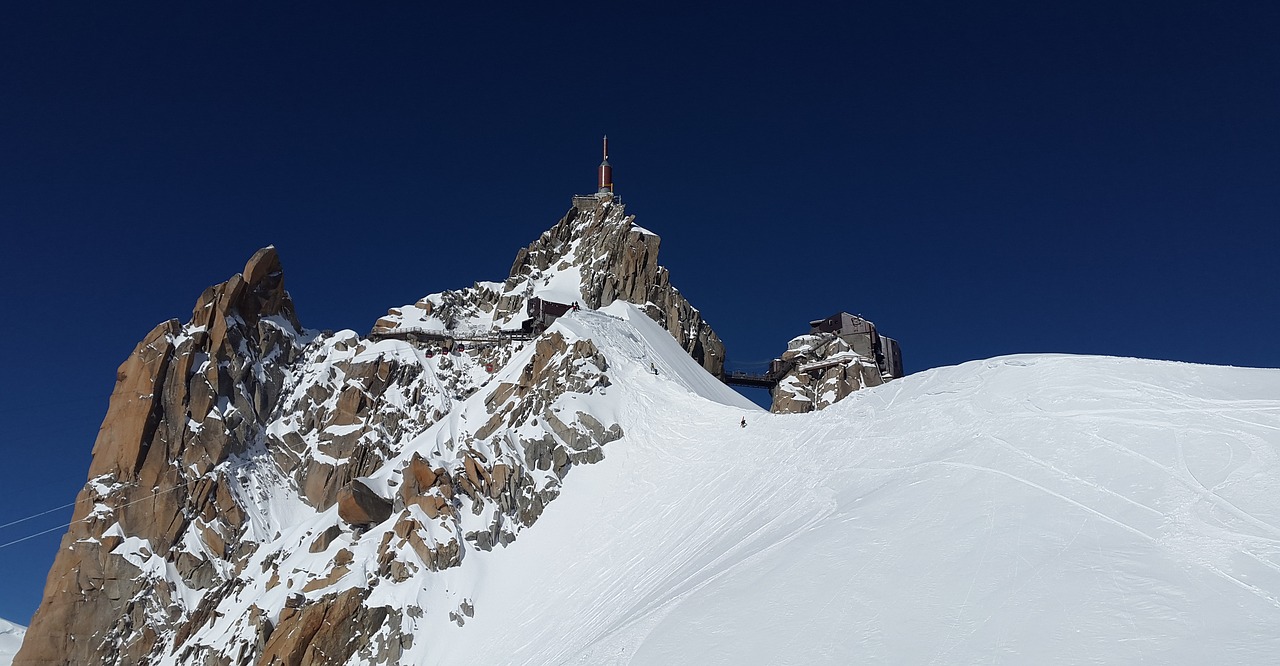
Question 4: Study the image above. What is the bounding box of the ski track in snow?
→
[411,342,1280,664]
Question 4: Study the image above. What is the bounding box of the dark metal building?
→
[525,297,576,333]
[808,312,904,379]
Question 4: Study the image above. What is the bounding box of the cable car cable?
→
[0,501,79,531]
[0,482,191,551]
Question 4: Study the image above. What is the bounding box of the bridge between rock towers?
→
[721,359,795,390]
[373,325,802,390]
[368,326,534,346]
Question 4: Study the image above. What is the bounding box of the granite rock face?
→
[337,479,394,527]
[506,196,726,377]
[19,247,304,666]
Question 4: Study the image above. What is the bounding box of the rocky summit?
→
[16,195,735,665]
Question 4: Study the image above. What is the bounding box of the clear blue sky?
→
[1,2,1277,623]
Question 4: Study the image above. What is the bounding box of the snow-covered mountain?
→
[0,618,24,666]
[16,193,1280,663]
[16,194,738,664]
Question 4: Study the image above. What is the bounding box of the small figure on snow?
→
[740,417,747,428]
[650,362,658,376]
[572,302,580,312]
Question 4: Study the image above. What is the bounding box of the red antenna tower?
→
[597,135,613,193]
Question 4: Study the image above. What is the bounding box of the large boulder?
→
[338,479,393,527]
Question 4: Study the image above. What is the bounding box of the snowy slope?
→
[0,618,25,666]
[404,346,1280,663]
[581,302,756,410]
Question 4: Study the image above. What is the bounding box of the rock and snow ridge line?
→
[15,197,746,664]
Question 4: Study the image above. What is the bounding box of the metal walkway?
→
[722,371,782,389]
[722,359,795,390]
[368,326,533,344]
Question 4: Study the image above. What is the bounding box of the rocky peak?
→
[504,194,659,309]
[770,333,890,413]
[377,194,726,376]
[191,245,301,334]
[20,247,310,665]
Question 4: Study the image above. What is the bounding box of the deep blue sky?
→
[1,2,1277,623]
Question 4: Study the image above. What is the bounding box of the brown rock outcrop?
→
[337,479,393,527]
[87,318,181,481]
[771,334,889,414]
[501,195,726,376]
[374,194,726,377]
[308,525,343,553]
[258,588,391,666]
[397,455,454,519]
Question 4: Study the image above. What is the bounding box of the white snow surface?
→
[0,617,25,666]
[410,349,1280,664]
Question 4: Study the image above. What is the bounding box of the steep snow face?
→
[0,618,25,666]
[406,354,1280,664]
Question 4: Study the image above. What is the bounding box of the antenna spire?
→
[597,135,614,194]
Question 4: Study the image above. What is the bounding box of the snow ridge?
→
[0,617,25,666]
[422,354,1280,664]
